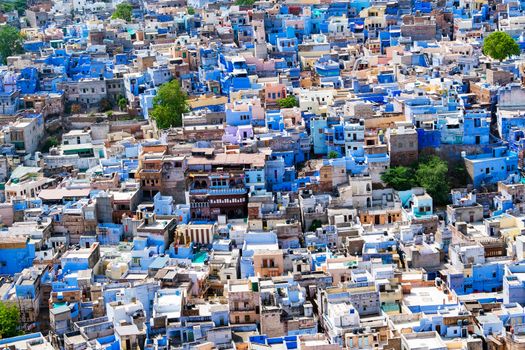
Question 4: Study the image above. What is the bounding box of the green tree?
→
[381,166,416,191]
[235,0,256,5]
[0,0,27,14]
[0,25,24,65]
[187,6,195,15]
[448,162,468,189]
[277,96,298,109]
[415,156,450,205]
[111,2,133,22]
[0,303,21,338]
[483,31,520,62]
[309,219,322,232]
[42,136,59,152]
[328,151,339,159]
[150,80,189,129]
[117,96,127,111]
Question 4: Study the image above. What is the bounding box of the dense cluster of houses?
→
[3,0,525,349]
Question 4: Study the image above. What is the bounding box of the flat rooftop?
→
[403,286,452,308]
[402,331,446,350]
[39,188,91,201]
[229,283,251,293]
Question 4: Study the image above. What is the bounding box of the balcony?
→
[259,267,281,277]
[190,189,208,195]
[139,168,161,174]
[208,188,247,195]
[230,307,257,313]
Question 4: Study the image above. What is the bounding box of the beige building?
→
[4,117,45,155]
[385,122,418,167]
[226,279,260,326]
[176,222,217,245]
[253,250,284,278]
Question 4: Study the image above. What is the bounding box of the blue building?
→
[0,70,19,115]
[265,156,287,191]
[462,110,490,145]
[97,224,123,245]
[463,147,520,187]
[61,243,100,273]
[508,127,525,167]
[245,168,266,192]
[448,261,506,295]
[447,243,506,295]
[154,193,174,216]
[417,127,441,150]
[312,118,328,155]
[0,236,35,275]
[17,68,39,94]
[504,261,525,304]
[315,56,343,88]
[225,101,253,126]
[240,232,279,278]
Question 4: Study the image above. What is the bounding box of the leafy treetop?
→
[483,31,520,62]
[277,96,299,109]
[235,0,256,6]
[150,80,190,129]
[0,0,27,15]
[0,303,21,338]
[0,25,24,65]
[328,151,339,159]
[111,2,133,22]
[381,156,450,205]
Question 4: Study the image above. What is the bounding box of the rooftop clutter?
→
[1,0,525,349]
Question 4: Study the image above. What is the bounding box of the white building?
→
[4,117,45,155]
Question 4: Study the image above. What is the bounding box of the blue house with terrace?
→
[446,243,508,295]
[226,101,253,126]
[0,235,35,275]
[17,68,39,94]
[315,56,343,89]
[463,146,520,188]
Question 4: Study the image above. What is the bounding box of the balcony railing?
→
[139,168,162,174]
[190,188,247,196]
